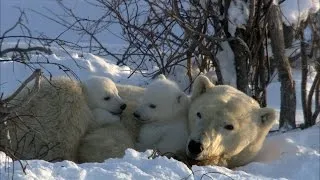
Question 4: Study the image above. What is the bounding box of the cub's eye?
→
[224,124,234,130]
[104,96,110,101]
[196,112,202,118]
[149,104,156,109]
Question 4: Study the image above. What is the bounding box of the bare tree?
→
[300,12,320,127]
[35,0,317,129]
[0,10,83,167]
[264,0,296,130]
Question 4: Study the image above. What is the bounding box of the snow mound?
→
[0,53,148,97]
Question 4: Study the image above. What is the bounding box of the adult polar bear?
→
[186,75,276,168]
[0,76,126,162]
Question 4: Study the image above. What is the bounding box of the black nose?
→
[188,140,203,155]
[133,112,140,118]
[120,104,127,110]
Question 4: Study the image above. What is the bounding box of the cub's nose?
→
[188,140,203,156]
[133,112,140,118]
[120,104,127,110]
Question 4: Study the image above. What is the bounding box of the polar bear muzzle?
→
[187,139,204,159]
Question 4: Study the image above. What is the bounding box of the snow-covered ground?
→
[1,0,319,179]
[0,124,319,180]
[0,52,319,180]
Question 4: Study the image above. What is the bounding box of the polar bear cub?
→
[77,83,145,163]
[133,75,189,155]
[83,76,127,126]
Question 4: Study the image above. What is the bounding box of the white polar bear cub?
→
[133,75,189,155]
[83,76,127,126]
[77,83,145,163]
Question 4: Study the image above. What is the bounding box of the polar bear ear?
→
[157,74,166,80]
[177,93,189,105]
[191,75,215,101]
[257,107,277,128]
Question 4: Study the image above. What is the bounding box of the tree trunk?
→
[266,1,296,130]
[309,73,320,125]
[229,38,249,94]
[300,32,309,126]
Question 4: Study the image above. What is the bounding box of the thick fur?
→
[0,76,127,162]
[83,76,126,127]
[134,76,189,155]
[77,122,134,163]
[1,77,93,162]
[117,84,145,141]
[77,83,145,163]
[186,75,276,168]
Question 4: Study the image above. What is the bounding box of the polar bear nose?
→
[120,104,127,110]
[188,140,203,156]
[133,112,140,118]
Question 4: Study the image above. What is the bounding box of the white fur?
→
[77,83,145,163]
[0,76,128,162]
[77,122,134,163]
[91,108,120,124]
[1,77,92,161]
[83,76,126,127]
[116,84,145,140]
[186,75,276,168]
[134,76,189,155]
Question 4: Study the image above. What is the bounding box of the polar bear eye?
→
[104,96,111,101]
[224,124,234,130]
[149,104,156,109]
[196,112,202,118]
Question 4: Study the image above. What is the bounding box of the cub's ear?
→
[157,74,166,80]
[256,107,277,128]
[176,93,190,105]
[191,75,215,101]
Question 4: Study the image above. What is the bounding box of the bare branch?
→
[0,69,42,114]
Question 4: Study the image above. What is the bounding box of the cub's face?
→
[85,77,126,115]
[186,93,259,161]
[133,78,189,123]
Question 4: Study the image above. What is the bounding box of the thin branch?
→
[0,69,42,113]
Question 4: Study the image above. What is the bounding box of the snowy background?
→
[1,0,319,179]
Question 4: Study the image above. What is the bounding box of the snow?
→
[1,124,319,180]
[0,120,319,179]
[1,51,319,180]
[228,0,250,36]
[216,41,237,87]
[280,0,320,26]
[227,0,319,36]
[1,0,320,179]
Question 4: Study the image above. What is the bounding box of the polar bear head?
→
[133,75,189,123]
[186,75,276,167]
[84,76,126,115]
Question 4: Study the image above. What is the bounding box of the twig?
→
[0,69,42,113]
[0,46,52,57]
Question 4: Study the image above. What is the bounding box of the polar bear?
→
[77,83,145,163]
[185,75,276,168]
[77,122,134,163]
[116,84,145,141]
[0,76,126,162]
[83,76,127,127]
[133,75,189,156]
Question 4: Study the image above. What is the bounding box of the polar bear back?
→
[1,77,93,161]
